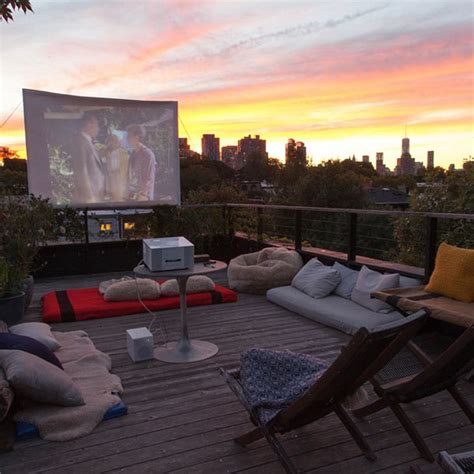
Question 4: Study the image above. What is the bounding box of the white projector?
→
[143,236,194,271]
[127,327,154,362]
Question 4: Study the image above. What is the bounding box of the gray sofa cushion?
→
[266,285,402,335]
[291,258,341,298]
[333,262,359,299]
[351,266,399,313]
[399,275,423,288]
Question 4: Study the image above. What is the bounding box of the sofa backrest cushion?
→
[0,333,63,369]
[333,262,359,299]
[161,275,215,297]
[292,258,341,299]
[399,275,422,288]
[9,322,61,352]
[0,350,84,406]
[104,278,161,302]
[351,266,399,313]
[425,242,474,303]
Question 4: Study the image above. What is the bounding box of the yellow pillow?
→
[425,242,474,303]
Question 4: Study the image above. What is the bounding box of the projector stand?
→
[153,275,218,363]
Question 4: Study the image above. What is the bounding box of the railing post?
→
[227,206,234,240]
[425,216,438,280]
[257,207,263,245]
[222,205,227,236]
[295,209,302,251]
[347,213,357,263]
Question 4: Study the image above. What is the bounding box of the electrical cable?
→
[178,114,195,150]
[0,101,22,129]
[133,260,169,346]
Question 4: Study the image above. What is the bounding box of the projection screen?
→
[23,89,180,208]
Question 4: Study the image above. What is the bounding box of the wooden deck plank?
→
[0,272,472,473]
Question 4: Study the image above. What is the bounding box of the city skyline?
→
[1,1,473,168]
[193,131,446,173]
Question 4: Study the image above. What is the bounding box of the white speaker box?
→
[127,327,154,362]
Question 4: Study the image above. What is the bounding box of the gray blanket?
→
[14,330,123,441]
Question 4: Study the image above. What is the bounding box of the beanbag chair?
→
[228,247,303,294]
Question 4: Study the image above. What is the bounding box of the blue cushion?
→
[16,400,128,440]
[0,333,63,370]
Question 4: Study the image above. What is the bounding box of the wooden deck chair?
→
[221,309,429,474]
[352,325,474,463]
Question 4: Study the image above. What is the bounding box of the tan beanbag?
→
[104,278,160,302]
[228,247,303,294]
[161,276,215,297]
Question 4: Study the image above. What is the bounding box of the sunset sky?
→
[1,0,473,169]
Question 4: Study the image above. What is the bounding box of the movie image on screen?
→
[23,89,180,208]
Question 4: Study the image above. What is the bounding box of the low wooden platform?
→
[1,271,472,473]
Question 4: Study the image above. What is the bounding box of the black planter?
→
[23,275,34,310]
[0,292,25,326]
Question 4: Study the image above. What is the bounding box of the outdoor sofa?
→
[267,263,422,335]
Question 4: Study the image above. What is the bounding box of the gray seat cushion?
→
[266,286,403,335]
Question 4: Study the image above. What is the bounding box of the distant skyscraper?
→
[362,155,370,163]
[414,161,425,176]
[285,138,307,166]
[221,145,237,168]
[376,152,383,174]
[236,134,267,168]
[201,134,220,161]
[179,137,192,159]
[402,137,410,154]
[375,152,391,175]
[397,136,415,175]
[427,150,434,170]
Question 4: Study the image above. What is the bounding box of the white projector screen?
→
[23,89,180,208]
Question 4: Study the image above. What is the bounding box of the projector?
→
[143,236,194,272]
[127,327,154,362]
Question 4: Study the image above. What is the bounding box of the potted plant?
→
[0,195,69,311]
[0,257,25,326]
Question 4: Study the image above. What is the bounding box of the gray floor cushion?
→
[266,286,403,335]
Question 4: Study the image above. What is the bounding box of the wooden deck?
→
[1,271,472,473]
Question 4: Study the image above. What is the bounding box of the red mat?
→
[42,285,238,323]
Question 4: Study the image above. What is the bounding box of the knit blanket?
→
[13,331,123,441]
[239,348,329,424]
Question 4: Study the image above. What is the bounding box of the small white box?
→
[127,327,154,362]
[143,236,194,271]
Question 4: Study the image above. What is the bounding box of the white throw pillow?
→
[161,276,215,297]
[104,278,160,302]
[0,350,84,406]
[351,266,399,313]
[333,262,359,299]
[10,322,61,352]
[291,258,341,299]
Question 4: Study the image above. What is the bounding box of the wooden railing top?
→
[222,203,473,220]
[84,203,474,221]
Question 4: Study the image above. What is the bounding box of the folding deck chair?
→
[221,309,429,474]
[353,325,474,462]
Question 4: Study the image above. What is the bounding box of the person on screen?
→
[102,134,129,201]
[70,114,106,204]
[126,124,156,201]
